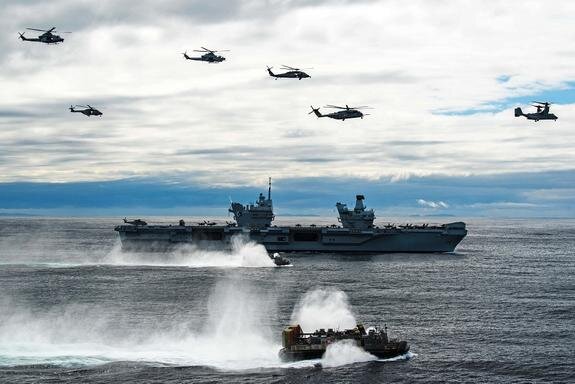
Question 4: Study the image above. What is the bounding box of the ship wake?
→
[104,236,275,268]
[0,278,280,370]
[0,286,408,370]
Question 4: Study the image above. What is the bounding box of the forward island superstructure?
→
[115,179,467,253]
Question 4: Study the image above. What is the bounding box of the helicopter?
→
[197,220,217,226]
[267,65,311,80]
[19,27,70,44]
[123,218,147,226]
[514,101,557,121]
[69,105,103,117]
[309,105,370,121]
[182,47,229,63]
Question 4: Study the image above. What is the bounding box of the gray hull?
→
[115,222,466,254]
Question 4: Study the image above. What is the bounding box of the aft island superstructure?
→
[115,179,467,254]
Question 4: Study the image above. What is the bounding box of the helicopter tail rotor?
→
[514,107,523,117]
[266,66,275,77]
[309,106,322,118]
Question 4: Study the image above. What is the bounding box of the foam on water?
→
[103,236,276,268]
[0,286,392,370]
[0,279,280,370]
[321,340,377,367]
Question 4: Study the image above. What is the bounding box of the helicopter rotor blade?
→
[281,65,313,71]
[533,101,552,105]
[26,28,50,32]
[324,105,372,110]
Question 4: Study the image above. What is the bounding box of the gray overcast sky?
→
[1,0,575,190]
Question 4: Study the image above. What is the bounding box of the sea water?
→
[0,217,573,383]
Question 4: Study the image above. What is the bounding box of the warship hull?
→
[115,222,466,254]
[279,324,409,362]
[278,341,410,362]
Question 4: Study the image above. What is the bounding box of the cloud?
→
[417,199,449,209]
[0,0,575,186]
[0,169,573,218]
[435,81,575,115]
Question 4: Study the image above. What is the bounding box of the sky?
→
[1,0,574,217]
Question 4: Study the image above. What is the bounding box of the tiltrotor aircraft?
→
[69,105,103,117]
[182,47,229,63]
[515,102,557,121]
[19,27,70,44]
[267,65,311,80]
[309,105,370,121]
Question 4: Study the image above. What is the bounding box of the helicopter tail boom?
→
[309,106,323,118]
[18,32,36,41]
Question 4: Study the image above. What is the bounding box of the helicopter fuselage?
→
[70,108,102,117]
[20,33,63,44]
[269,69,310,80]
[184,53,225,63]
[522,113,557,121]
[326,110,364,120]
[514,107,557,122]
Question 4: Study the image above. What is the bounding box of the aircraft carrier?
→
[115,180,467,253]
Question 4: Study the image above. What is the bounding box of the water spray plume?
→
[290,288,357,332]
[0,279,280,370]
[321,339,377,367]
[104,236,275,268]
